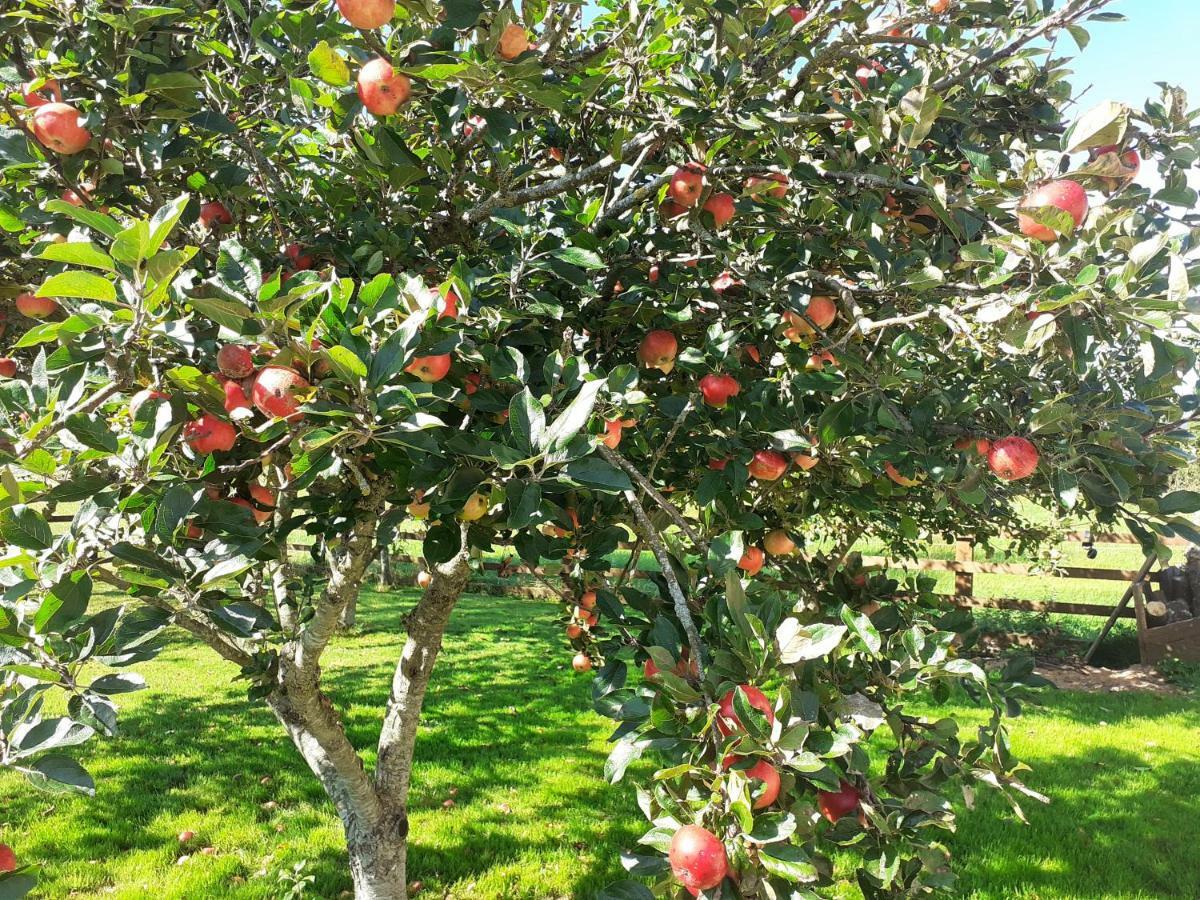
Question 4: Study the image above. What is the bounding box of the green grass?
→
[3,591,1197,899]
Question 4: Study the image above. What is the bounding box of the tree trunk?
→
[377,543,395,590]
[370,527,473,895]
[339,593,358,629]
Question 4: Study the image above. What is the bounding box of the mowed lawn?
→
[2,591,1197,899]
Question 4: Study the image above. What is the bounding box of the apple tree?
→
[2,0,1200,897]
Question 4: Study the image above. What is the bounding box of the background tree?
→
[2,0,1199,898]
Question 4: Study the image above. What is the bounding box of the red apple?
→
[1017,180,1088,242]
[600,418,625,449]
[252,365,310,420]
[198,200,233,229]
[722,756,782,809]
[217,344,254,379]
[462,115,486,139]
[702,192,735,228]
[336,0,394,29]
[243,483,276,524]
[763,529,796,556]
[638,329,678,374]
[357,57,411,116]
[738,546,765,576]
[806,350,837,371]
[711,271,745,295]
[818,780,862,823]
[748,449,788,481]
[659,200,688,220]
[707,457,729,471]
[855,61,886,89]
[785,6,807,24]
[669,825,728,893]
[31,102,91,155]
[717,684,775,736]
[0,358,17,378]
[284,243,314,270]
[987,436,1038,481]
[184,413,237,454]
[434,287,460,320]
[669,162,707,208]
[404,354,452,383]
[792,452,818,470]
[572,652,592,673]
[566,622,582,639]
[648,262,661,283]
[927,0,951,12]
[699,373,740,408]
[222,378,252,414]
[746,172,789,200]
[61,187,88,207]
[496,24,531,60]
[884,461,921,487]
[22,78,62,108]
[1090,144,1141,191]
[579,590,597,610]
[575,606,598,627]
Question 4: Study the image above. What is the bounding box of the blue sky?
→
[1067,0,1200,109]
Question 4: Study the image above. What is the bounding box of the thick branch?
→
[599,444,707,555]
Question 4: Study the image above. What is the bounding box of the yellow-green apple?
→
[699,373,740,408]
[336,0,394,29]
[987,436,1038,481]
[1017,180,1088,242]
[404,353,451,383]
[184,414,237,454]
[637,330,678,374]
[668,826,727,894]
[31,102,91,154]
[748,449,788,481]
[357,58,411,116]
[669,162,706,208]
[458,490,490,521]
[252,365,310,421]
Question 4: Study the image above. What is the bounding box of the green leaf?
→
[423,521,462,566]
[147,194,189,256]
[110,220,150,267]
[39,241,114,272]
[44,199,122,239]
[327,345,369,382]
[24,754,95,796]
[35,571,92,631]
[777,619,847,664]
[759,843,819,883]
[308,40,350,87]
[36,271,117,303]
[442,0,484,29]
[551,246,605,269]
[563,457,632,492]
[1064,99,1129,153]
[0,505,53,550]
[66,413,119,452]
[508,388,545,455]
[841,605,882,655]
[1159,491,1200,515]
[154,484,197,542]
[544,378,603,451]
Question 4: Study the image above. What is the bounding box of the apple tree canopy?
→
[1,0,1199,897]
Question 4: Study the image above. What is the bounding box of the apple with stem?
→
[669,162,706,208]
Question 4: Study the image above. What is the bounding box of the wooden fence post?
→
[954,538,973,600]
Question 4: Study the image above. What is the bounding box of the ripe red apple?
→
[699,373,740,408]
[707,457,729,471]
[284,243,314,270]
[572,652,592,673]
[818,780,862,823]
[648,262,661,283]
[702,192,735,228]
[252,365,310,420]
[217,344,254,379]
[746,172,788,200]
[927,0,951,12]
[575,606,599,627]
[792,452,818,470]
[404,354,452,383]
[336,0,395,29]
[22,78,62,107]
[710,271,745,295]
[659,200,688,220]
[669,825,727,893]
[717,684,775,736]
[785,6,807,24]
[15,291,60,319]
[884,461,921,488]
[987,436,1038,481]
[222,378,252,414]
[579,590,597,610]
[855,60,886,89]
[600,418,625,449]
[184,413,237,454]
[61,187,88,207]
[462,115,486,139]
[357,57,411,116]
[129,388,169,416]
[434,287,460,320]
[566,622,583,639]
[0,358,18,378]
[638,329,678,374]
[806,349,837,371]
[245,484,276,524]
[417,571,433,589]
[738,546,765,576]
[669,162,707,208]
[547,146,565,163]
[0,842,14,873]
[748,449,788,481]
[496,24,531,60]
[953,436,990,456]
[1017,180,1088,242]
[198,200,233,229]
[722,756,782,809]
[1090,144,1141,191]
[31,102,91,155]
[763,529,795,556]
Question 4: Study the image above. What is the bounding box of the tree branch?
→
[599,444,707,555]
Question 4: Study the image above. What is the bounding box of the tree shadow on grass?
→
[4,589,645,899]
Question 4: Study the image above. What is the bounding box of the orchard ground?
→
[1,586,1196,899]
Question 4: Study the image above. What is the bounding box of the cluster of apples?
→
[339,0,531,119]
[566,590,600,672]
